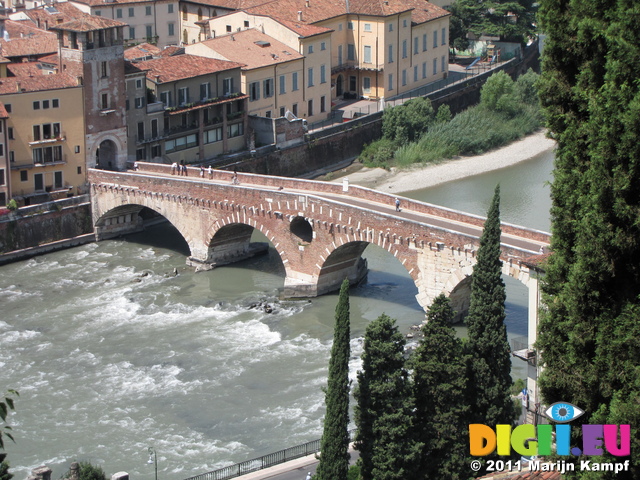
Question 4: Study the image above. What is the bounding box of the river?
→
[0,148,553,480]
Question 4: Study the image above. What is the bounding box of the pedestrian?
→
[171,162,177,175]
[395,197,400,212]
[200,166,205,178]
[133,161,139,171]
[207,165,213,179]
[179,160,185,176]
[182,163,188,176]
[232,171,239,185]
[305,473,312,480]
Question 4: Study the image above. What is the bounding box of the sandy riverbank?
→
[331,130,556,194]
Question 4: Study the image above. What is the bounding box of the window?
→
[5,104,11,113]
[442,27,446,45]
[101,93,109,109]
[160,91,172,107]
[168,23,175,36]
[75,145,81,153]
[292,72,299,91]
[52,99,59,108]
[0,170,5,186]
[320,65,326,84]
[226,25,231,32]
[433,31,438,48]
[135,97,144,108]
[165,134,198,152]
[388,44,393,63]
[244,20,249,28]
[442,55,446,72]
[402,69,407,86]
[54,171,63,189]
[320,95,326,113]
[227,122,243,138]
[33,101,40,110]
[280,107,285,117]
[8,128,13,140]
[178,87,189,105]
[308,68,314,87]
[422,61,427,78]
[33,125,41,141]
[414,37,418,55]
[0,145,3,157]
[349,75,356,92]
[94,10,101,16]
[388,23,393,32]
[308,44,314,54]
[338,45,343,65]
[168,4,174,13]
[265,111,271,118]
[348,21,353,30]
[347,44,355,61]
[197,8,202,20]
[137,122,144,141]
[402,39,407,58]
[307,99,313,116]
[292,103,298,116]
[249,82,260,101]
[182,6,187,21]
[363,76,371,94]
[320,41,326,50]
[338,23,343,31]
[32,146,62,164]
[414,65,418,82]
[223,77,233,95]
[136,79,143,89]
[279,75,286,94]
[116,8,122,17]
[363,45,372,63]
[34,173,44,191]
[146,25,153,39]
[21,170,27,182]
[200,82,211,100]
[77,166,82,174]
[423,33,427,51]
[205,127,222,143]
[136,148,145,160]
[128,7,134,17]
[151,145,161,158]
[364,23,371,32]
[433,58,437,74]
[151,119,158,138]
[129,27,135,39]
[263,78,273,98]
[403,19,407,27]
[388,73,393,90]
[100,61,108,77]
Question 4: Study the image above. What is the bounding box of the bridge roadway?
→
[124,165,550,255]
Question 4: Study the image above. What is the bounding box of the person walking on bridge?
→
[395,197,401,212]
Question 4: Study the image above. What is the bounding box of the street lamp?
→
[147,447,158,480]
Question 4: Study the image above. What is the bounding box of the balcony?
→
[165,93,247,116]
[331,61,384,75]
[28,132,66,146]
[147,101,165,114]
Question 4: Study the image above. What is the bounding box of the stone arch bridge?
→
[88,165,550,318]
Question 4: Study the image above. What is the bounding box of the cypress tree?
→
[316,278,351,480]
[412,294,469,480]
[465,185,513,427]
[354,314,420,480]
[536,0,640,477]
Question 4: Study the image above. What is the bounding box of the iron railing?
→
[183,430,356,480]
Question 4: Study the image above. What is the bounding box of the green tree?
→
[63,462,107,480]
[536,0,640,477]
[480,71,517,115]
[316,278,351,480]
[465,186,513,428]
[412,294,470,480]
[0,460,12,480]
[382,97,435,144]
[354,314,420,480]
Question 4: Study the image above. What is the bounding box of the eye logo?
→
[544,402,584,423]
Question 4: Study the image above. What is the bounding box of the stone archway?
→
[96,139,119,171]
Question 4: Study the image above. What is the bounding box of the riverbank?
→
[329,130,556,194]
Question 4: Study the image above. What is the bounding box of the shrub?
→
[7,199,18,211]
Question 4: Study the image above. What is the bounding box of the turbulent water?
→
[0,148,552,480]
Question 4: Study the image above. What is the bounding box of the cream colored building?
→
[0,75,86,205]
[186,28,330,122]
[69,0,181,48]
[206,0,450,101]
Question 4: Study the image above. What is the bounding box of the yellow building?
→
[0,75,86,206]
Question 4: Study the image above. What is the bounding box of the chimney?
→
[16,81,20,92]
[155,74,161,83]
[305,0,309,6]
[297,10,302,21]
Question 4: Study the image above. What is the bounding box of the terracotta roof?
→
[124,61,146,75]
[6,61,55,76]
[137,54,244,83]
[275,18,333,37]
[0,73,80,95]
[181,0,265,9]
[21,3,87,30]
[70,0,169,6]
[50,15,126,32]
[0,22,58,59]
[124,42,162,61]
[244,0,449,26]
[158,45,184,57]
[0,102,9,118]
[196,29,303,70]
